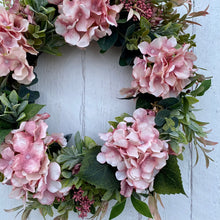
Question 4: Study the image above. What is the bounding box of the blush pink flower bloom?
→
[0,5,37,84]
[0,147,14,183]
[0,47,35,84]
[97,108,169,197]
[50,0,123,47]
[130,36,197,98]
[0,114,66,202]
[34,162,62,205]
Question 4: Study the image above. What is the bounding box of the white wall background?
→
[0,0,220,219]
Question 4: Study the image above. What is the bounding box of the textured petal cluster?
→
[97,108,169,197]
[48,0,123,47]
[0,5,37,84]
[0,114,67,205]
[131,36,197,98]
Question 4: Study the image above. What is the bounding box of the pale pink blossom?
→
[130,36,197,98]
[0,47,35,84]
[0,114,66,203]
[34,162,62,205]
[97,108,169,197]
[44,133,67,147]
[0,147,14,183]
[0,6,37,54]
[52,0,123,47]
[0,5,37,84]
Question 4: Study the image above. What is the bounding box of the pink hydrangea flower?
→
[0,147,14,183]
[130,36,197,98]
[34,162,62,205]
[0,114,67,203]
[50,0,123,47]
[0,47,35,84]
[97,108,169,197]
[0,5,37,84]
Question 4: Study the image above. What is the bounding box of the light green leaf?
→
[191,79,211,97]
[0,93,11,108]
[9,90,18,105]
[84,136,96,149]
[22,104,44,121]
[74,132,83,154]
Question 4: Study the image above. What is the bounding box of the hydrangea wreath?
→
[0,0,217,219]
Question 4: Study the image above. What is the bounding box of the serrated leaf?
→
[109,199,126,220]
[154,156,185,195]
[77,147,120,191]
[131,195,152,218]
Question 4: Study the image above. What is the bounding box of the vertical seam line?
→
[81,50,86,136]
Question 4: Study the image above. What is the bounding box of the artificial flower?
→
[50,0,123,47]
[131,36,197,98]
[97,108,169,197]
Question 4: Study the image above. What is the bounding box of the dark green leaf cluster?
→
[0,90,44,144]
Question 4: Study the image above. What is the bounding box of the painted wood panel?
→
[0,1,219,219]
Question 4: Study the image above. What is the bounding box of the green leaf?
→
[186,96,199,105]
[131,195,152,218]
[109,199,126,220]
[125,24,136,38]
[9,90,18,105]
[98,31,118,53]
[0,129,12,144]
[154,156,185,195]
[140,16,151,30]
[25,0,48,11]
[56,146,82,170]
[136,93,161,109]
[17,101,29,115]
[115,113,130,123]
[155,109,170,127]
[158,98,180,109]
[22,104,44,121]
[155,22,182,37]
[102,190,114,201]
[191,79,211,96]
[84,136,96,149]
[61,171,72,179]
[0,93,11,108]
[74,132,83,154]
[77,147,120,191]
